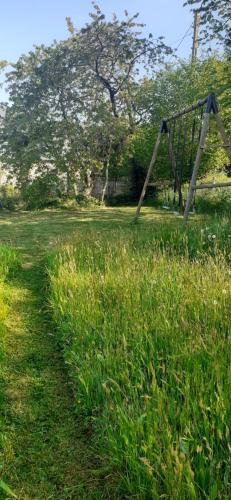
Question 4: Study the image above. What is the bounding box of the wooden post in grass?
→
[168,138,184,213]
[184,93,231,222]
[194,181,231,190]
[135,92,231,223]
[183,112,210,223]
[215,114,231,163]
[134,126,164,222]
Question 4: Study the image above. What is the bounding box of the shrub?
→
[0,185,20,211]
[75,193,102,208]
[22,176,61,210]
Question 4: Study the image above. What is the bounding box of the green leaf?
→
[0,480,17,498]
[210,482,218,500]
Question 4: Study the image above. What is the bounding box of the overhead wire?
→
[175,23,193,51]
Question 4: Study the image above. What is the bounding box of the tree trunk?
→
[101,140,112,203]
[84,169,93,197]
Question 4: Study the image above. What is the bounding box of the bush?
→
[75,193,102,208]
[0,184,20,211]
[48,220,231,498]
[129,158,146,201]
[106,193,134,206]
[22,176,61,210]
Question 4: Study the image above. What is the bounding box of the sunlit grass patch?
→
[0,245,20,279]
[48,220,231,497]
[0,245,20,497]
[0,245,20,334]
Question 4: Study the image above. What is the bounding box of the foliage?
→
[0,184,20,210]
[0,61,8,70]
[48,219,231,498]
[22,174,61,210]
[0,4,171,196]
[0,480,17,498]
[75,193,102,208]
[155,171,231,215]
[184,0,231,49]
[66,3,171,119]
[120,57,231,189]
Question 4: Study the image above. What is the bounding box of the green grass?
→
[48,217,231,498]
[0,208,230,498]
[0,245,20,499]
[0,243,19,343]
[0,208,146,499]
[156,171,231,216]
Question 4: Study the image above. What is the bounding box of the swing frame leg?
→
[184,112,210,223]
[215,113,231,163]
[168,138,184,213]
[134,131,162,222]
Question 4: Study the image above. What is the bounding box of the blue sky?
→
[0,0,194,102]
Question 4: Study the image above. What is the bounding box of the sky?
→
[0,0,195,102]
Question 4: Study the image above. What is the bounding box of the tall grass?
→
[0,245,20,338]
[0,245,20,279]
[48,220,231,498]
[157,171,231,216]
[0,246,19,498]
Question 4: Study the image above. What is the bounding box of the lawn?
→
[0,207,230,498]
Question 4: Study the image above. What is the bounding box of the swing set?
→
[135,93,231,222]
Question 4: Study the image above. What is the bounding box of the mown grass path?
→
[0,208,181,498]
[3,262,103,499]
[0,209,138,499]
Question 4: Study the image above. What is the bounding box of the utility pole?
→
[192,10,200,63]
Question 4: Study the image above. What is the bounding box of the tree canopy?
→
[0,4,171,194]
[184,0,231,49]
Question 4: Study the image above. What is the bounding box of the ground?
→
[0,207,182,500]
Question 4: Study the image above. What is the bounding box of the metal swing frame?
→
[134,93,231,223]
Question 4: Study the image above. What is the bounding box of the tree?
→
[66,3,172,121]
[0,61,7,70]
[0,4,171,198]
[1,43,93,191]
[184,0,231,49]
[85,103,129,201]
[120,56,231,191]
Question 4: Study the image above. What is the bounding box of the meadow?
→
[47,214,231,498]
[0,208,230,498]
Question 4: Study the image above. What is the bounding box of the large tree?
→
[184,0,231,49]
[0,4,171,195]
[64,2,172,121]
